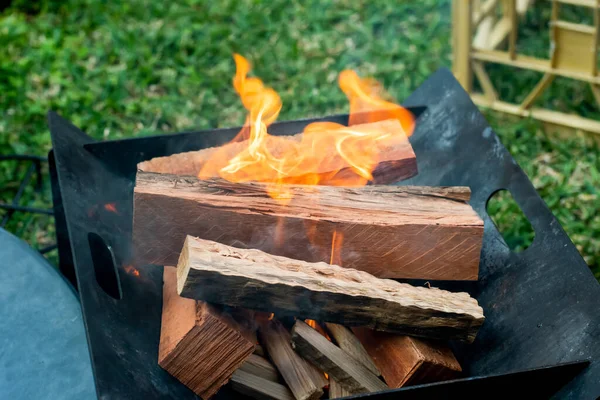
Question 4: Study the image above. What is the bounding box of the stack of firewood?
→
[133,120,486,399]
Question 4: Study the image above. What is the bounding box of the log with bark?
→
[258,319,325,400]
[133,172,483,280]
[158,268,255,399]
[176,237,485,342]
[291,320,388,394]
[352,328,462,388]
[137,119,417,184]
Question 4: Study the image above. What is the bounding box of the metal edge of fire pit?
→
[48,68,599,399]
[363,361,589,400]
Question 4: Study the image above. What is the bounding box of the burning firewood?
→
[258,319,324,400]
[137,119,417,185]
[324,323,380,376]
[158,268,255,399]
[352,328,462,388]
[230,369,294,400]
[291,320,388,394]
[133,172,484,281]
[176,236,485,342]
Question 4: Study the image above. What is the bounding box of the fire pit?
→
[48,68,598,399]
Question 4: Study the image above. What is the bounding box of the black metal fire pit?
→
[48,69,599,399]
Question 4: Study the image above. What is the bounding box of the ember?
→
[123,264,140,277]
[104,203,118,213]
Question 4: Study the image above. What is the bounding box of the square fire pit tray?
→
[48,68,598,399]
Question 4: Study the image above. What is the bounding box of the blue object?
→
[0,228,96,399]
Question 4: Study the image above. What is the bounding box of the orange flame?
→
[104,203,118,213]
[305,319,333,379]
[124,264,140,277]
[198,54,414,204]
[338,70,415,136]
[305,319,332,341]
[329,230,344,266]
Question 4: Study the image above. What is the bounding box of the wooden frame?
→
[453,0,600,136]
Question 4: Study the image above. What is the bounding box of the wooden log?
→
[304,320,330,339]
[230,369,294,400]
[352,328,462,388]
[240,354,280,382]
[329,378,351,399]
[158,268,255,399]
[324,323,380,376]
[290,320,388,394]
[133,172,483,281]
[258,319,324,400]
[177,237,485,342]
[137,119,417,185]
[271,319,328,390]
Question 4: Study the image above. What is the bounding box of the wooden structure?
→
[158,268,256,399]
[453,0,600,135]
[134,172,483,281]
[352,328,462,389]
[258,319,325,400]
[176,236,485,342]
[290,320,389,395]
[137,119,418,185]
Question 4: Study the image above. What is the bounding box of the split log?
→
[329,378,351,399]
[158,268,255,399]
[352,328,462,388]
[240,354,280,382]
[177,237,485,342]
[264,319,328,390]
[133,172,483,280]
[291,320,388,394]
[258,319,324,400]
[324,323,380,376]
[230,369,294,400]
[137,119,417,184]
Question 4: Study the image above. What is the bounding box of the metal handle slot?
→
[88,232,122,300]
[486,188,536,252]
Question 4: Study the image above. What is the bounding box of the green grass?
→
[1,0,598,278]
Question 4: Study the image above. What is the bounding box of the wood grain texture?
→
[329,378,351,399]
[324,323,380,376]
[158,268,255,399]
[230,369,295,400]
[239,354,280,382]
[258,319,323,400]
[137,119,417,184]
[291,320,388,394]
[352,328,462,388]
[177,237,485,342]
[134,171,483,280]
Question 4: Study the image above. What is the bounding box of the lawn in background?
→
[1,0,598,278]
